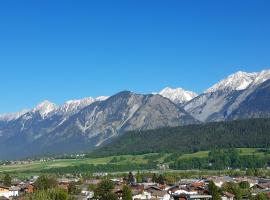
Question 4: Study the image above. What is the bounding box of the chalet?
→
[57,177,79,183]
[80,185,94,199]
[168,185,197,196]
[113,184,124,198]
[0,186,9,198]
[131,184,144,195]
[58,182,69,190]
[145,186,169,199]
[9,186,20,197]
[251,184,269,195]
[85,179,101,185]
[172,194,212,200]
[20,183,34,194]
[132,191,152,199]
[222,192,235,200]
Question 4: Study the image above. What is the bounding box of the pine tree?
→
[135,171,142,183]
[127,172,135,184]
[157,174,165,185]
[3,174,11,187]
[152,173,158,183]
[122,185,132,200]
[208,181,221,200]
[94,179,117,200]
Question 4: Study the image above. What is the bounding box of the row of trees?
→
[41,162,156,174]
[126,171,168,184]
[170,148,269,170]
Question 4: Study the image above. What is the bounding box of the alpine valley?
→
[1,69,270,159]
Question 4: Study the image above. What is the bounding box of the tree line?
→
[170,148,269,170]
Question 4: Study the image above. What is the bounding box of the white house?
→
[133,191,152,199]
[9,186,20,197]
[0,186,9,198]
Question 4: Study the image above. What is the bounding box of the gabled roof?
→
[223,192,235,198]
[0,186,9,190]
[9,186,20,191]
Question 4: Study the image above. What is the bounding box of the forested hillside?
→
[91,118,270,157]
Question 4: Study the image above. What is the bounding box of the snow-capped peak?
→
[95,96,109,101]
[253,69,270,85]
[205,69,270,94]
[59,97,95,114]
[0,109,29,121]
[32,100,58,117]
[159,87,198,104]
[57,96,109,115]
[204,71,258,93]
[64,97,95,106]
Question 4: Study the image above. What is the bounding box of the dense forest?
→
[89,118,270,157]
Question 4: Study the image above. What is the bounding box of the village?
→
[1,171,270,200]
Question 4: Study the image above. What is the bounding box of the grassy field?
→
[0,154,158,173]
[0,148,267,174]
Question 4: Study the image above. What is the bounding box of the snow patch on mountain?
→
[0,109,29,121]
[158,87,197,104]
[253,69,270,85]
[58,97,95,114]
[95,96,109,101]
[205,71,257,93]
[32,100,58,118]
[57,96,109,115]
[205,69,270,94]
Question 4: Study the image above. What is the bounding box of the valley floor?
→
[0,148,267,174]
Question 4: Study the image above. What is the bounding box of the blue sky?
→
[0,0,269,113]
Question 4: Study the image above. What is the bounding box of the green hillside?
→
[90,118,270,157]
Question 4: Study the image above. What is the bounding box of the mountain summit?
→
[158,87,197,104]
[184,69,270,122]
[205,70,270,93]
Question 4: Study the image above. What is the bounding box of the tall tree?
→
[3,174,11,187]
[136,171,142,183]
[127,172,135,184]
[122,185,132,200]
[152,173,158,183]
[239,181,250,189]
[158,174,165,185]
[94,179,117,200]
[222,182,242,200]
[208,181,221,200]
[35,175,57,190]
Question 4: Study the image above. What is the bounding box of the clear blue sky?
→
[0,0,269,113]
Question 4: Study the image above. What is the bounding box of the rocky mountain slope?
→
[184,70,270,122]
[1,69,270,159]
[0,92,196,159]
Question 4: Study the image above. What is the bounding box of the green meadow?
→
[0,148,267,174]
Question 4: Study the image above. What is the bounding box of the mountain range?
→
[0,69,270,159]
